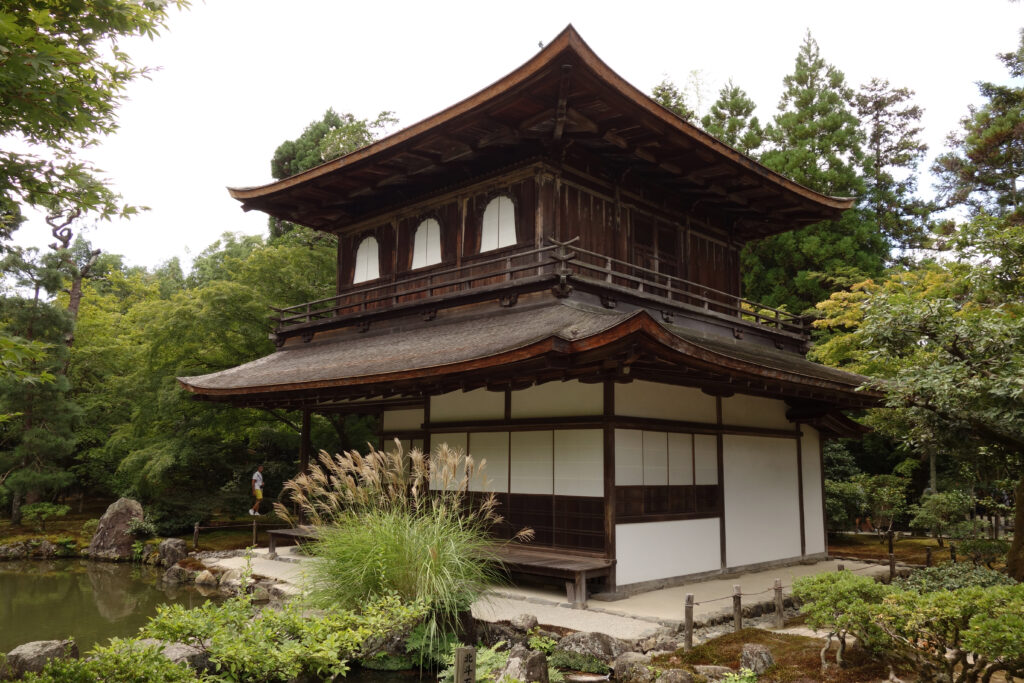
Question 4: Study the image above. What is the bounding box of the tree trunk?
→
[1006,477,1024,581]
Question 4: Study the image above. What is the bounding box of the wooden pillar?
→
[602,380,617,591]
[299,409,312,475]
[796,423,806,557]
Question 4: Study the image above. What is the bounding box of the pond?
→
[0,559,222,653]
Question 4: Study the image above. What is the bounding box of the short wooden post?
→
[455,646,476,683]
[684,593,694,652]
[926,547,933,567]
[889,553,896,579]
[252,519,257,547]
[950,543,957,563]
[732,585,742,632]
[773,579,785,629]
[193,522,200,550]
[837,563,844,572]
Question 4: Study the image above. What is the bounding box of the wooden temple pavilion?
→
[179,26,874,594]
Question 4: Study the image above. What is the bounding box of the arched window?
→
[411,218,442,269]
[479,196,516,252]
[353,236,379,284]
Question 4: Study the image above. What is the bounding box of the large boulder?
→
[158,538,188,568]
[740,643,774,675]
[162,563,196,585]
[658,670,695,683]
[557,631,632,664]
[613,652,654,683]
[87,498,144,561]
[2,639,78,679]
[495,645,548,683]
[693,664,737,681]
[137,639,211,673]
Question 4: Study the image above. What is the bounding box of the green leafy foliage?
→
[23,639,196,682]
[700,79,763,156]
[548,649,611,674]
[894,563,1016,592]
[405,622,459,668]
[792,572,893,654]
[438,641,509,683]
[0,0,188,236]
[909,490,974,546]
[823,479,865,532]
[19,502,69,532]
[651,78,696,121]
[527,630,558,656]
[142,592,425,682]
[958,537,1011,568]
[722,669,759,683]
[126,516,158,538]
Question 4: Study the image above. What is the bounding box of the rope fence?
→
[192,520,291,549]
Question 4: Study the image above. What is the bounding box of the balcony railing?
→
[271,239,805,336]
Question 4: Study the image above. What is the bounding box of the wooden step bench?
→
[266,525,320,558]
[491,544,615,608]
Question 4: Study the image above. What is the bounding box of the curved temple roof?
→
[179,299,875,410]
[229,26,854,241]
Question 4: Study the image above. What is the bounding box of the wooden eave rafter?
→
[227,26,853,236]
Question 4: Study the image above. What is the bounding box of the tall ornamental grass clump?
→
[275,441,531,634]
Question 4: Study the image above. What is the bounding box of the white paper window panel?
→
[721,394,793,430]
[468,432,509,493]
[510,381,603,419]
[615,380,717,423]
[642,431,668,485]
[381,408,424,432]
[480,196,516,252]
[553,429,603,497]
[429,432,467,491]
[510,431,553,495]
[353,236,380,283]
[411,218,442,269]
[668,432,694,485]
[614,429,643,486]
[430,388,505,422]
[694,434,718,485]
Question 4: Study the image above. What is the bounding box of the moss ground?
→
[827,533,956,566]
[652,627,914,683]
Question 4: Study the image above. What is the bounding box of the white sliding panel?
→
[553,430,603,497]
[614,429,643,486]
[510,431,553,495]
[468,431,509,493]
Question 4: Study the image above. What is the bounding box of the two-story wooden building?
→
[180,26,874,594]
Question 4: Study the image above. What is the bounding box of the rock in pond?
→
[87,498,144,561]
[163,562,196,585]
[158,538,188,568]
[495,644,548,683]
[2,639,78,679]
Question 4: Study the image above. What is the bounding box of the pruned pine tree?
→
[700,79,764,156]
[856,79,933,259]
[933,28,1024,223]
[743,31,885,314]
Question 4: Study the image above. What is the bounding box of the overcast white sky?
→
[13,0,1024,270]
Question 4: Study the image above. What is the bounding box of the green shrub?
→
[20,503,70,532]
[55,537,78,556]
[894,562,1016,592]
[958,538,1010,568]
[438,641,509,683]
[548,649,610,674]
[126,516,157,538]
[909,490,973,546]
[81,518,99,537]
[405,622,459,668]
[359,652,415,670]
[824,479,865,532]
[722,669,759,683]
[22,639,195,682]
[527,630,557,655]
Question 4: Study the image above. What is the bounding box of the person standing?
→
[250,465,264,516]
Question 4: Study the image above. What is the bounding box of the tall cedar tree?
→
[0,249,78,524]
[743,32,886,313]
[855,79,932,258]
[933,29,1024,223]
[700,79,764,156]
[268,109,397,238]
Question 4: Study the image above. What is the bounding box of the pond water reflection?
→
[0,559,221,652]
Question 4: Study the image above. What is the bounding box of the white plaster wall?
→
[723,435,802,567]
[468,432,509,493]
[510,381,603,418]
[615,381,717,423]
[382,408,424,432]
[694,435,718,485]
[510,431,553,494]
[614,429,643,486]
[801,427,826,555]
[553,430,603,496]
[721,394,793,431]
[616,518,721,585]
[431,388,505,422]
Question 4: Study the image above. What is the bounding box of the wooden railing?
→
[271,239,804,336]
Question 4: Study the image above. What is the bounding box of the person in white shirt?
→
[250,465,264,516]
